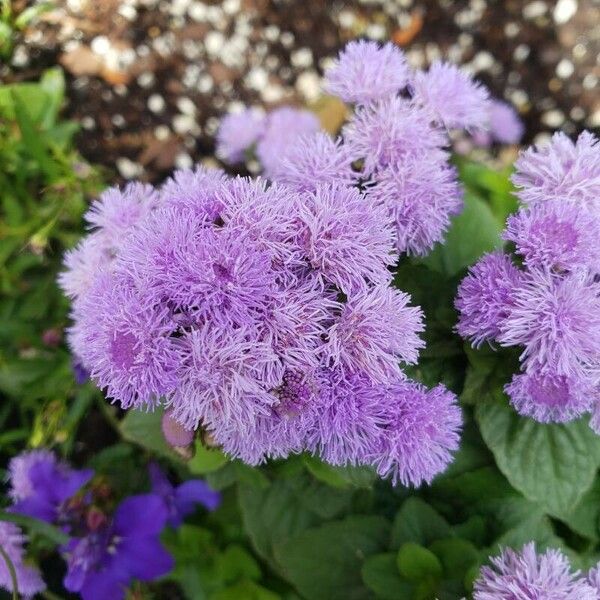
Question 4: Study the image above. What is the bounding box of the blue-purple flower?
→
[9,451,93,524]
[216,108,265,164]
[63,494,173,600]
[148,463,221,527]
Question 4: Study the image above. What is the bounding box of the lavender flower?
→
[85,183,159,246]
[256,107,320,179]
[161,165,228,222]
[474,543,597,600]
[504,201,600,272]
[307,370,389,466]
[167,324,283,433]
[216,108,265,163]
[371,381,462,486]
[63,494,173,600]
[487,99,524,144]
[324,40,411,105]
[369,149,463,255]
[148,463,221,527]
[161,408,195,448]
[294,183,397,294]
[505,371,593,423]
[272,133,355,192]
[498,269,600,379]
[0,522,45,599]
[412,60,490,131]
[343,96,447,176]
[587,563,600,592]
[324,286,424,384]
[512,131,600,210]
[455,252,523,347]
[70,271,180,409]
[9,451,93,524]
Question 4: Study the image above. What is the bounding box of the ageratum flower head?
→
[368,149,463,255]
[474,543,597,600]
[487,99,524,145]
[412,60,491,131]
[62,41,467,482]
[0,521,46,599]
[216,108,265,163]
[324,40,411,105]
[504,200,600,272]
[513,131,600,210]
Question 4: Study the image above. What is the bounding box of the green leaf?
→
[238,472,352,569]
[391,498,451,549]
[361,554,414,600]
[214,545,261,583]
[189,443,228,474]
[422,192,503,276]
[0,510,69,545]
[476,400,600,516]
[428,538,480,580]
[274,516,389,600]
[120,407,181,461]
[303,455,376,489]
[397,543,443,582]
[211,580,280,600]
[553,478,600,540]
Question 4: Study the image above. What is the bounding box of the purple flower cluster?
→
[474,543,600,600]
[6,450,219,600]
[456,131,600,427]
[216,41,498,257]
[63,43,469,484]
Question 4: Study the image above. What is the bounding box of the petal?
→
[175,480,221,514]
[10,497,55,523]
[113,494,168,537]
[80,570,128,600]
[148,462,174,498]
[117,537,174,581]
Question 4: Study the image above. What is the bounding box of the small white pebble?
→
[533,132,552,146]
[91,35,110,56]
[155,125,171,140]
[514,44,530,62]
[264,25,280,41]
[112,114,126,128]
[291,48,313,68]
[137,72,155,88]
[570,106,585,121]
[246,67,268,90]
[11,46,29,68]
[471,51,494,72]
[296,71,321,102]
[510,89,529,107]
[280,32,294,48]
[338,9,356,28]
[553,0,578,24]
[204,31,225,55]
[504,22,520,37]
[556,58,574,79]
[188,1,207,21]
[587,109,600,128]
[262,83,285,103]
[366,23,386,40]
[197,73,213,93]
[583,74,598,90]
[118,4,137,20]
[117,157,142,179]
[523,1,547,19]
[223,0,240,14]
[81,116,96,130]
[148,94,166,113]
[175,153,194,169]
[177,97,197,115]
[541,109,565,128]
[173,114,200,136]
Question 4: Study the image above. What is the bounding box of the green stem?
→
[41,590,66,600]
[0,511,68,545]
[0,541,19,600]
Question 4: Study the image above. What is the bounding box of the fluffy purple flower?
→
[505,371,593,423]
[512,131,600,210]
[504,201,600,272]
[85,183,158,245]
[216,109,265,163]
[167,324,283,432]
[63,494,173,600]
[294,184,396,294]
[324,286,424,383]
[488,99,524,144]
[0,522,45,599]
[324,40,411,105]
[9,451,93,524]
[474,543,596,600]
[498,269,600,379]
[59,233,113,300]
[343,96,447,175]
[587,563,600,592]
[307,370,388,466]
[369,149,463,255]
[256,107,320,179]
[272,133,355,192]
[371,380,462,486]
[148,463,221,527]
[161,165,228,222]
[70,271,180,408]
[455,252,523,347]
[217,369,326,464]
[412,60,490,131]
